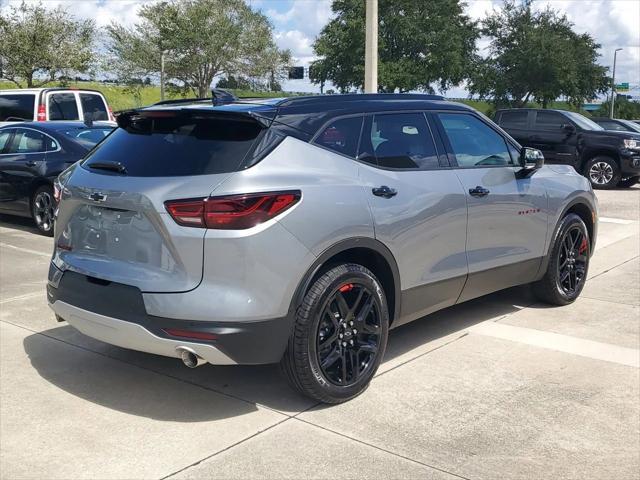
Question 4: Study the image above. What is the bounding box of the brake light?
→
[108,106,115,122]
[165,191,301,230]
[37,104,46,121]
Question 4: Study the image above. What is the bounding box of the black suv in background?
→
[495,108,640,189]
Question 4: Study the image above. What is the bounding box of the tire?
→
[280,263,389,404]
[31,185,55,236]
[533,213,590,306]
[584,156,621,189]
[618,176,640,188]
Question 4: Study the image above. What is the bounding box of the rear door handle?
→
[372,185,397,198]
[469,186,490,198]
[25,161,37,167]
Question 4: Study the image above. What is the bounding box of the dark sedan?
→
[0,121,114,235]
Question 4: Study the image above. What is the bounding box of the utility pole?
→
[364,0,378,93]
[160,50,166,101]
[610,48,622,118]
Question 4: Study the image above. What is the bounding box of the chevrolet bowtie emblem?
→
[90,192,107,202]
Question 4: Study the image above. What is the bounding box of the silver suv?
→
[48,94,598,403]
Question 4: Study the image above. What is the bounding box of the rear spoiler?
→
[152,89,238,107]
[116,107,276,130]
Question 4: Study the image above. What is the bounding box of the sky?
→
[1,0,639,98]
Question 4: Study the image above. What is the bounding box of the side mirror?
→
[519,147,544,171]
[562,123,576,134]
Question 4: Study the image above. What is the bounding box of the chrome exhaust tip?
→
[176,347,207,368]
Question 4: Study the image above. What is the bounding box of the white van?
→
[0,88,116,126]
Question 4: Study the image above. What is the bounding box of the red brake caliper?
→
[578,238,588,254]
[339,284,353,293]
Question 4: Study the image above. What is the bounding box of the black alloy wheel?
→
[316,282,382,386]
[281,263,389,404]
[556,225,588,296]
[533,213,590,305]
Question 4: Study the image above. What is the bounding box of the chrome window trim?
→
[0,126,61,155]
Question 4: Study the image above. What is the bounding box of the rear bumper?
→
[47,266,293,365]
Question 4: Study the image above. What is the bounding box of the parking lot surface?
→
[1,186,638,480]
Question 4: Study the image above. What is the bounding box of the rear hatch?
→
[53,108,268,292]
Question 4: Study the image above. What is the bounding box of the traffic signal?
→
[288,66,304,80]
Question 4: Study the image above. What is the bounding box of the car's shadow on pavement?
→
[23,284,535,420]
[0,214,41,235]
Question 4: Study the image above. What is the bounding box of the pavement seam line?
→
[0,291,45,305]
[0,242,51,258]
[588,254,639,281]
[580,295,639,308]
[160,417,293,480]
[0,318,299,418]
[292,417,472,480]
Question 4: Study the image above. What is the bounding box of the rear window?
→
[0,94,35,121]
[82,114,262,177]
[48,93,79,120]
[59,127,114,148]
[80,93,108,121]
[498,111,528,129]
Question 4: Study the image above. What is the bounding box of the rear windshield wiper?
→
[88,161,127,174]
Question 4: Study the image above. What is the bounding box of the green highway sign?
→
[615,82,629,92]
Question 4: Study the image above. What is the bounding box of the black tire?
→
[584,156,621,189]
[31,185,55,236]
[533,213,590,306]
[280,263,389,404]
[618,176,640,188]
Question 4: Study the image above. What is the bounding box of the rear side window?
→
[360,113,439,169]
[80,94,108,121]
[0,94,35,121]
[596,120,628,132]
[48,93,79,120]
[534,111,565,130]
[315,116,363,157]
[438,113,513,167]
[0,131,12,152]
[498,111,528,129]
[9,129,57,153]
[83,114,262,177]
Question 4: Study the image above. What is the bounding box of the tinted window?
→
[596,120,629,132]
[83,114,262,177]
[439,113,513,167]
[534,111,565,130]
[48,93,79,120]
[0,131,12,152]
[59,127,114,148]
[80,93,108,121]
[315,116,363,157]
[499,110,528,129]
[0,94,35,121]
[360,113,439,169]
[9,129,56,153]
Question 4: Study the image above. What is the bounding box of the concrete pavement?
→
[0,186,638,479]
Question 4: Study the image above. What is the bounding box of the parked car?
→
[591,117,640,134]
[48,94,597,403]
[0,88,116,126]
[495,108,640,189]
[0,121,115,235]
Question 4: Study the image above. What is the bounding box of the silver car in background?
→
[48,94,598,403]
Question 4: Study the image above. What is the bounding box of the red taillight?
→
[37,104,46,121]
[165,191,301,230]
[108,106,115,122]
[163,328,218,341]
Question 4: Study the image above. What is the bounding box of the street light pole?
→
[364,0,378,93]
[160,50,166,101]
[610,48,622,119]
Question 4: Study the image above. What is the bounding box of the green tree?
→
[469,0,609,109]
[106,0,290,98]
[595,97,640,120]
[0,1,95,88]
[309,0,478,93]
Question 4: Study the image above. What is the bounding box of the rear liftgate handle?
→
[372,185,398,199]
[469,186,490,198]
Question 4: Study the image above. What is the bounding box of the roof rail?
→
[152,97,211,106]
[276,93,446,107]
